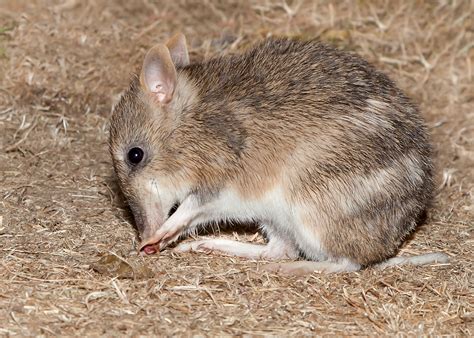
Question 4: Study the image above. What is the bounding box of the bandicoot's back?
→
[109,34,446,274]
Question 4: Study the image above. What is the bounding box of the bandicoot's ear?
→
[140,44,177,104]
[166,33,190,67]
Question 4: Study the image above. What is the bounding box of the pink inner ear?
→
[148,81,169,103]
[149,81,164,94]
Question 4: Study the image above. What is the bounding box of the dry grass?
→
[0,0,473,335]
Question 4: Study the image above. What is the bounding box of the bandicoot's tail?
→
[376,252,450,270]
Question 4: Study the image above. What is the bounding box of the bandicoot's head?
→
[109,33,198,246]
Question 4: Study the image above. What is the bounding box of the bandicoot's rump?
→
[109,33,449,274]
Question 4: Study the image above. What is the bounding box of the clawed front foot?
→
[139,195,202,254]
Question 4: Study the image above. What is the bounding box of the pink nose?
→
[142,245,158,255]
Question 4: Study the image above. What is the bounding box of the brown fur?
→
[109,37,433,266]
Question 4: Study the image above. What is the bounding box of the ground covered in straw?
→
[0,0,472,335]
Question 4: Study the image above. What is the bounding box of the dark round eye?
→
[127,147,144,165]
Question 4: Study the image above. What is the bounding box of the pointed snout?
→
[128,198,166,255]
[140,212,167,255]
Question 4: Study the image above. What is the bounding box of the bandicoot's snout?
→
[133,203,165,254]
[123,183,168,255]
[140,242,160,255]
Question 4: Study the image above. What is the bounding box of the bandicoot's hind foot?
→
[262,259,361,276]
[174,237,298,260]
[375,252,450,270]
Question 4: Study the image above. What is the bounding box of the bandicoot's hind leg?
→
[262,259,361,276]
[174,236,298,260]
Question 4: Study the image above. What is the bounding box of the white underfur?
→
[158,184,332,262]
[187,187,304,246]
[141,153,445,272]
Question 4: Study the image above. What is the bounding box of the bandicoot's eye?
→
[128,147,144,165]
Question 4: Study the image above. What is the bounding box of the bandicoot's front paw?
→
[139,229,182,255]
